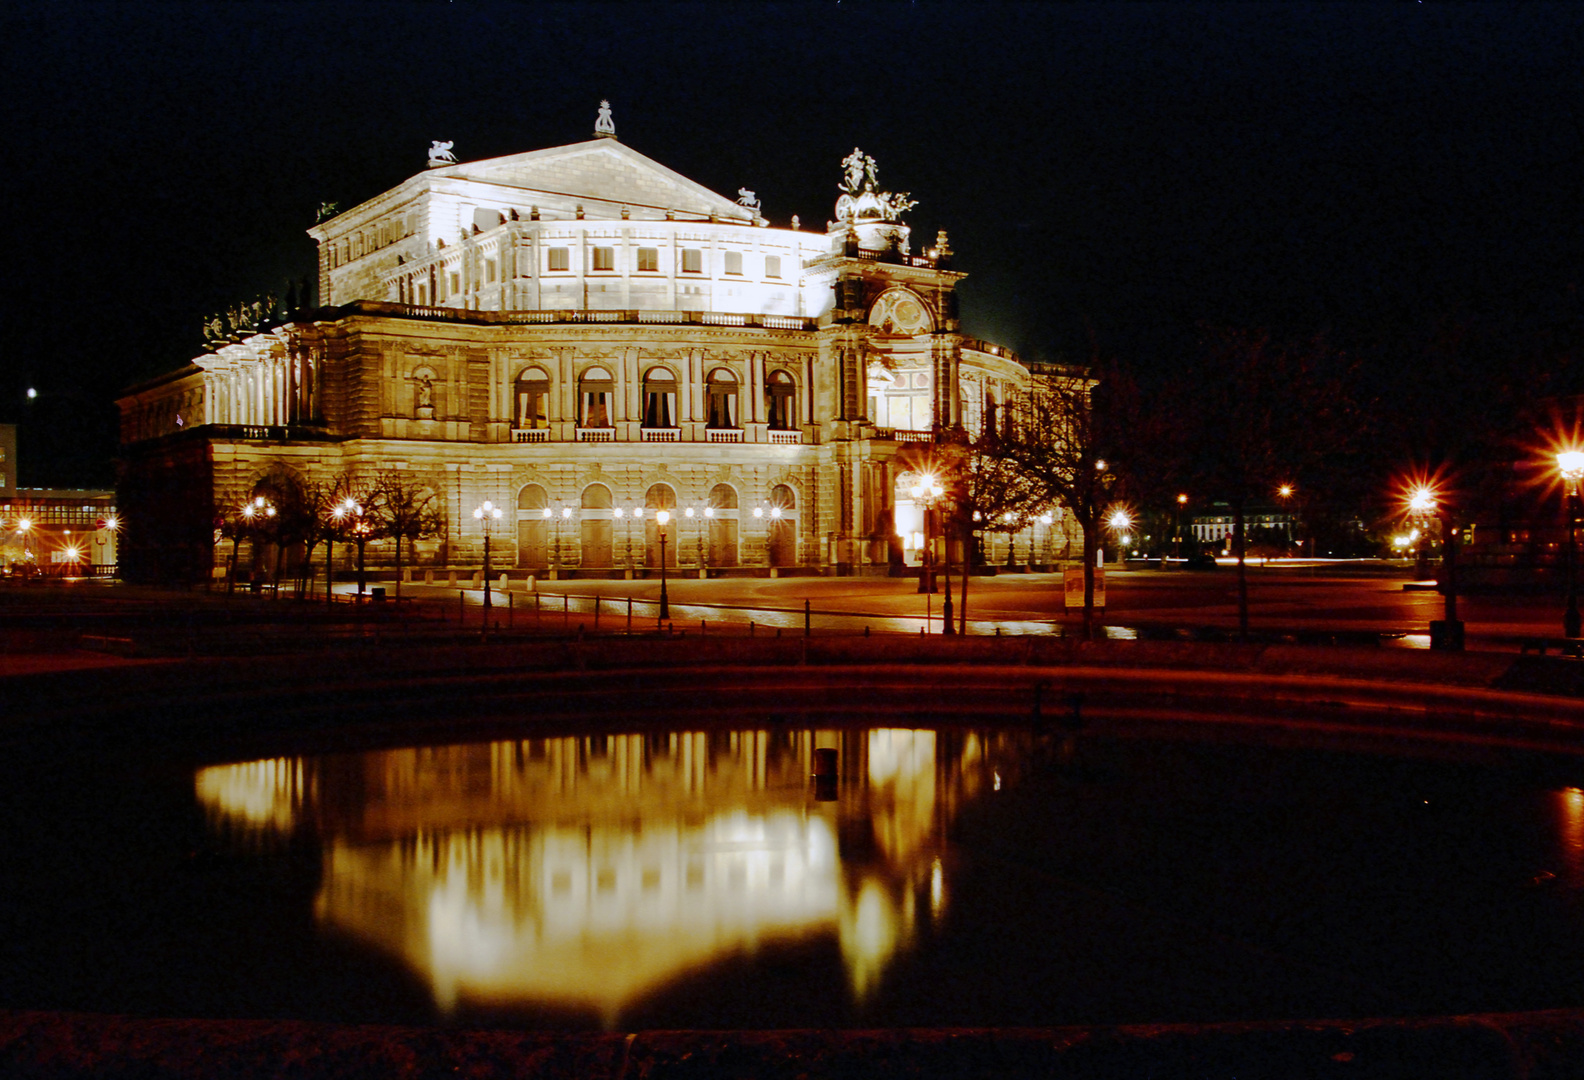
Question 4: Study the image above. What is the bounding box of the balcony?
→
[512,428,548,443]
[576,427,614,443]
[641,427,680,443]
[768,430,801,445]
[706,428,744,444]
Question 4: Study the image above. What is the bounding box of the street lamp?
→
[1558,451,1584,638]
[1108,508,1133,568]
[1174,494,1188,566]
[911,476,943,596]
[656,509,671,620]
[474,499,502,632]
[1407,485,1437,580]
[910,476,950,632]
[345,499,370,599]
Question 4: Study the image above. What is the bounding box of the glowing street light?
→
[1558,451,1584,638]
[1107,508,1133,567]
[656,508,671,621]
[910,475,950,633]
[474,499,503,632]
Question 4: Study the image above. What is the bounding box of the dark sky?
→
[4,1,1582,486]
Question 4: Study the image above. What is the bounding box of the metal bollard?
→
[627,595,633,634]
[804,599,811,638]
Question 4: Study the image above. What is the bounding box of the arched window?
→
[768,484,797,568]
[580,484,613,567]
[706,368,739,429]
[642,368,678,428]
[514,368,550,429]
[766,370,796,430]
[579,367,613,427]
[707,483,738,567]
[517,484,548,569]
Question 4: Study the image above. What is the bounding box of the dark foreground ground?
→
[7,579,1584,1078]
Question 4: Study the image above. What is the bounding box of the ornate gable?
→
[437,141,750,221]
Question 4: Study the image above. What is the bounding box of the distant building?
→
[0,424,119,575]
[1190,502,1297,550]
[117,108,1079,583]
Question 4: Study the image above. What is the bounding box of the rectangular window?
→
[449,272,460,295]
[637,247,659,272]
[592,246,615,271]
[765,255,781,279]
[485,260,496,283]
[724,251,742,275]
[548,247,569,272]
[681,249,702,274]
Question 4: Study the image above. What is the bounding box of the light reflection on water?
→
[195,727,1014,1026]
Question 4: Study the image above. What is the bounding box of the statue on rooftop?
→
[427,141,457,167]
[835,147,915,223]
[594,100,616,138]
[737,188,760,212]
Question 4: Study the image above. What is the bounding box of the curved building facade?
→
[118,113,1069,582]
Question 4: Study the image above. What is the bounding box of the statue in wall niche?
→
[427,141,457,167]
[416,375,435,418]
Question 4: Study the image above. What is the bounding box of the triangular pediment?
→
[431,140,751,220]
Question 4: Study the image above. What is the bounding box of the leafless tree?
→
[370,470,444,600]
[1003,365,1118,640]
[937,424,1043,634]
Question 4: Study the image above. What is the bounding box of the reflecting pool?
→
[8,722,1584,1029]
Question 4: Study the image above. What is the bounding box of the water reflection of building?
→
[196,726,1018,1024]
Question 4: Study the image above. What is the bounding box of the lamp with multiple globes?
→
[1107,508,1133,568]
[474,499,503,630]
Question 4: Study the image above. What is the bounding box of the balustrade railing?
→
[343,300,817,331]
[512,428,548,443]
[641,428,680,442]
[707,428,744,443]
[576,427,615,443]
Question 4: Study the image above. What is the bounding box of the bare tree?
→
[1003,365,1118,640]
[370,470,443,600]
[1175,328,1365,636]
[937,424,1043,634]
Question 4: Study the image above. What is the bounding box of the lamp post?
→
[656,509,671,620]
[911,476,948,632]
[703,505,714,577]
[912,476,942,597]
[347,500,370,599]
[474,499,502,632]
[1559,451,1584,638]
[16,517,32,569]
[1108,509,1133,568]
[1175,494,1188,566]
[1408,486,1436,580]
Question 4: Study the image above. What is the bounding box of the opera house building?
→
[117,106,1064,582]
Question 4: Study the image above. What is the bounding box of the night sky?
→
[4,1,1581,487]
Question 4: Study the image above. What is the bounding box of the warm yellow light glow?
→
[1408,486,1436,514]
[16,518,30,532]
[1108,509,1132,531]
[614,507,624,518]
[1560,451,1584,483]
[656,509,670,526]
[64,547,79,560]
[105,515,119,530]
[1177,493,1188,505]
[1278,484,1293,499]
[542,507,552,519]
[684,507,694,518]
[561,507,572,519]
[771,507,782,519]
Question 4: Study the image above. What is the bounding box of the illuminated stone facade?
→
[118,113,1063,582]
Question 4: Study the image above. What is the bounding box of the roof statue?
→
[736,188,761,213]
[427,141,457,168]
[594,99,616,138]
[834,146,916,224]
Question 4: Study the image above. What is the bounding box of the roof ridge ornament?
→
[594,99,617,139]
[427,141,457,169]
